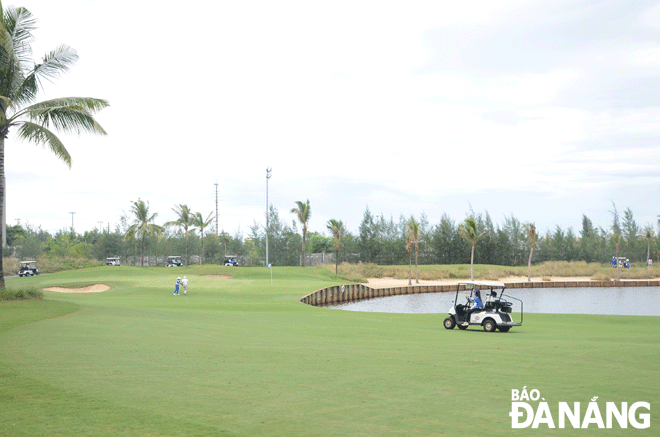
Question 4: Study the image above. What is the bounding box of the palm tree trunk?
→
[301,230,306,267]
[408,251,412,286]
[141,238,145,267]
[414,249,419,284]
[185,229,189,267]
[470,242,475,280]
[527,245,534,282]
[201,231,205,265]
[335,248,338,275]
[0,135,5,289]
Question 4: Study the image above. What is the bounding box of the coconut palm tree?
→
[405,218,420,285]
[458,217,488,281]
[124,199,164,267]
[524,222,537,282]
[193,211,214,265]
[291,199,311,266]
[165,204,195,267]
[0,2,108,287]
[326,219,344,275]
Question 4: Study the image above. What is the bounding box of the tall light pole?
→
[214,181,219,236]
[266,167,272,266]
[69,212,76,234]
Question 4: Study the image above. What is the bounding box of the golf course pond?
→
[324,286,660,316]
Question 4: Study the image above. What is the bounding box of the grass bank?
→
[0,265,657,436]
[325,260,660,282]
[0,285,43,301]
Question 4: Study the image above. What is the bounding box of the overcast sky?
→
[6,0,660,238]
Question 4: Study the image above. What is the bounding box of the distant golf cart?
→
[223,255,239,267]
[105,257,121,266]
[443,280,523,332]
[18,261,39,277]
[612,257,629,268]
[167,256,182,267]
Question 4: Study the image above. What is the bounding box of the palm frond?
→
[8,46,78,106]
[0,28,29,102]
[2,6,36,64]
[17,97,109,135]
[31,45,78,86]
[124,223,138,241]
[15,121,71,167]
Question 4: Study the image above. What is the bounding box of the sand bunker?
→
[43,284,111,293]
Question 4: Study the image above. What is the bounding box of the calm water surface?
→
[324,287,660,316]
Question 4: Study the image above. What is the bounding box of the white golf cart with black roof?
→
[443,280,523,332]
[223,255,239,267]
[105,257,121,266]
[166,256,182,267]
[18,261,39,277]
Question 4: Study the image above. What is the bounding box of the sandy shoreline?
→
[367,276,596,289]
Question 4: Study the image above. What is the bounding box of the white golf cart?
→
[105,257,121,266]
[167,256,182,267]
[18,261,39,277]
[443,280,523,332]
[223,255,239,267]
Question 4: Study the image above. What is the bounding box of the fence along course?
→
[299,280,660,306]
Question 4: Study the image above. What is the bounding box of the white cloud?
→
[5,0,660,237]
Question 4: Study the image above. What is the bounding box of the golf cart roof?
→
[167,256,181,259]
[457,280,506,288]
[20,260,36,264]
[106,257,120,260]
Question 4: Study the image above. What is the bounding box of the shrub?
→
[0,286,44,301]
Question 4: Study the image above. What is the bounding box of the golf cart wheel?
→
[498,326,511,332]
[483,319,497,332]
[457,323,468,330]
[443,317,456,330]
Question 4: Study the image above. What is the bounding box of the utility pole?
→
[69,212,76,234]
[98,221,104,232]
[214,181,219,236]
[266,167,272,266]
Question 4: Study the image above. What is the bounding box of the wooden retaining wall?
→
[299,280,660,306]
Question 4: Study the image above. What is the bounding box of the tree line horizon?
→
[4,199,658,269]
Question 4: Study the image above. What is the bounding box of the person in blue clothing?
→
[462,289,484,326]
[174,276,181,295]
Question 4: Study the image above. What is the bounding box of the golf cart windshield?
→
[455,280,507,307]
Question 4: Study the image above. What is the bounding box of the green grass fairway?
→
[1,266,658,436]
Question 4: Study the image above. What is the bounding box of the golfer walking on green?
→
[181,276,189,295]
